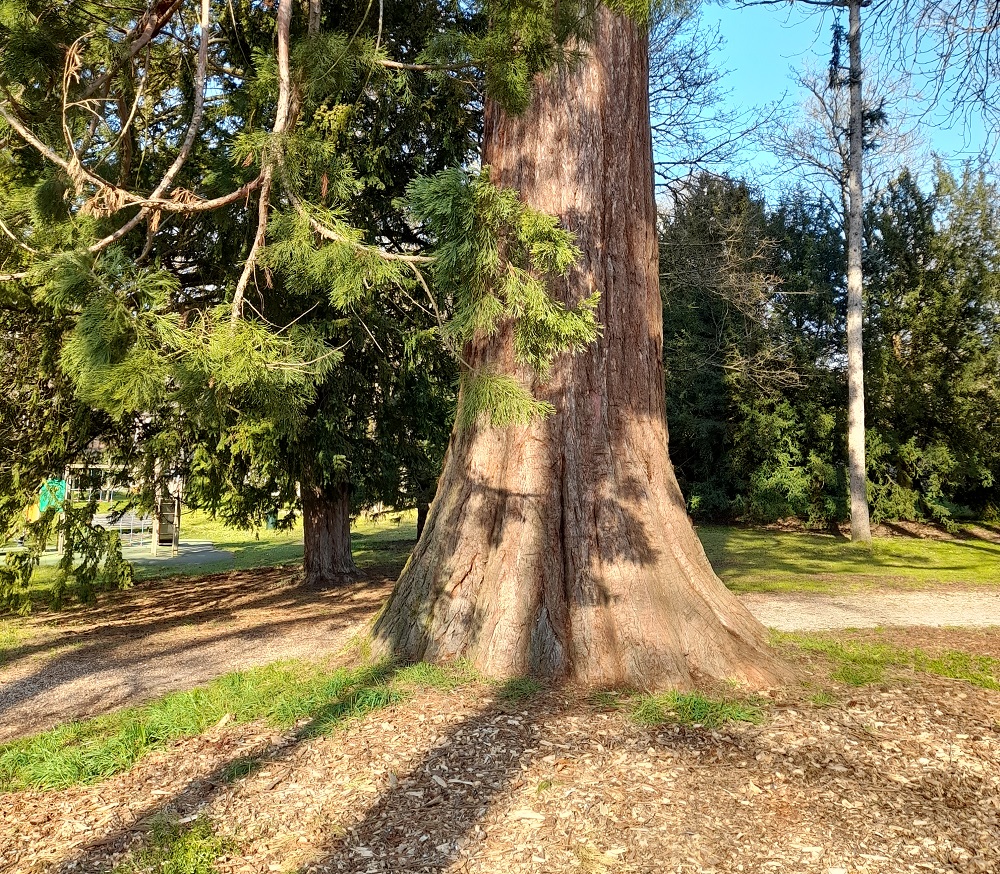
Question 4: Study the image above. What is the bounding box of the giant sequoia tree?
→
[373,5,784,689]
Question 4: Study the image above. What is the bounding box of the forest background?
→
[0,0,997,611]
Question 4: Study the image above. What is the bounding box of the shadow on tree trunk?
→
[371,8,788,690]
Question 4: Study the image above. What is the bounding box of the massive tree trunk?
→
[373,8,785,689]
[302,479,357,587]
[845,0,872,543]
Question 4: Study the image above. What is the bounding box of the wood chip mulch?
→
[3,666,999,874]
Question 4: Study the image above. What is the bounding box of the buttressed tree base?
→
[374,7,787,690]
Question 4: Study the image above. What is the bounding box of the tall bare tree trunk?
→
[302,478,357,588]
[846,0,872,543]
[372,8,785,689]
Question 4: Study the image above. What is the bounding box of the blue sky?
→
[697,2,988,189]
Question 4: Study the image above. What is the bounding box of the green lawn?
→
[2,509,419,610]
[138,508,418,579]
[699,526,1000,594]
[5,515,999,618]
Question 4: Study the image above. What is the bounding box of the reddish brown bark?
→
[373,9,785,689]
[302,479,357,588]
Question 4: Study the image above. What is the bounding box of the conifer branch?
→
[0,217,37,254]
[232,0,294,324]
[406,260,474,371]
[286,190,432,264]
[145,0,212,202]
[78,0,186,101]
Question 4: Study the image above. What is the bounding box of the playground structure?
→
[57,463,184,556]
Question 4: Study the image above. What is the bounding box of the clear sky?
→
[696,1,989,194]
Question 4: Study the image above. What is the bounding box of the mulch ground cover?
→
[3,629,999,874]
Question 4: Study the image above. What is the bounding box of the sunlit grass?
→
[0,619,28,665]
[0,656,482,792]
[112,816,232,874]
[699,526,1000,594]
[777,630,1000,688]
[630,690,765,727]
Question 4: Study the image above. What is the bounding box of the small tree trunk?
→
[373,8,785,690]
[846,0,872,543]
[416,501,430,539]
[302,480,357,587]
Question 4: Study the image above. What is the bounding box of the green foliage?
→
[113,817,232,874]
[410,167,597,426]
[661,174,832,523]
[864,166,1000,523]
[779,632,1000,690]
[664,165,1000,526]
[631,691,764,727]
[456,372,555,428]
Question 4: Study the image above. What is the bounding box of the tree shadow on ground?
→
[0,570,396,738]
[37,677,553,874]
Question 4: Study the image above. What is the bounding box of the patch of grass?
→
[0,658,402,792]
[698,525,1000,594]
[219,755,265,784]
[0,619,25,665]
[915,649,1000,689]
[497,676,543,701]
[780,632,1000,690]
[113,816,232,874]
[630,691,764,728]
[809,690,836,707]
[586,689,629,710]
[393,659,480,690]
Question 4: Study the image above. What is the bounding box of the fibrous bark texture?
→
[846,0,872,543]
[374,9,784,690]
[302,480,358,588]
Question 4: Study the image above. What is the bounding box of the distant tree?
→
[864,165,1000,522]
[660,173,796,520]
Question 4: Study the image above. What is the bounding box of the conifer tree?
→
[373,2,785,688]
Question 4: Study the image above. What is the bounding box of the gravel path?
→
[0,568,394,742]
[742,590,1000,631]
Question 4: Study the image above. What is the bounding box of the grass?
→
[778,631,1000,689]
[0,658,476,792]
[630,691,765,728]
[113,816,232,874]
[497,676,543,701]
[7,515,998,616]
[699,525,1000,594]
[2,508,419,612]
[0,619,26,665]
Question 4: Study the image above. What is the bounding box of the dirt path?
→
[4,568,1000,744]
[0,568,394,742]
[743,590,1000,632]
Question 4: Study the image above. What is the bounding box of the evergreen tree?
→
[660,174,798,521]
[864,165,1000,523]
[373,4,785,688]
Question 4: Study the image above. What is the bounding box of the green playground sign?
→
[39,479,67,513]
